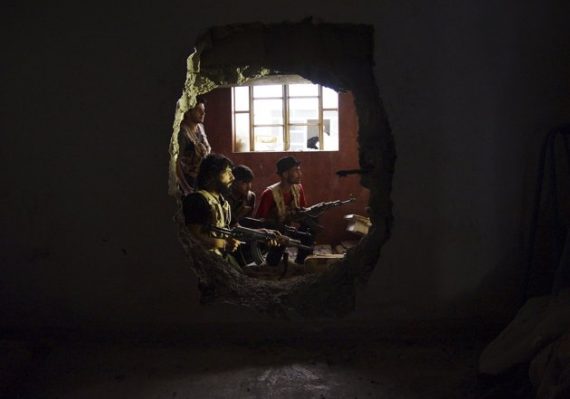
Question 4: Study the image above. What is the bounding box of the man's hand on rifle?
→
[259,229,285,247]
[223,237,241,253]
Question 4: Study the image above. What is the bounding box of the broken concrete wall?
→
[170,21,392,317]
[2,1,570,333]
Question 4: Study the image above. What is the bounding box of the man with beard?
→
[183,154,282,269]
[183,153,241,268]
[176,97,211,196]
[255,156,314,265]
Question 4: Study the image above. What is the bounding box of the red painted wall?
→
[203,88,369,246]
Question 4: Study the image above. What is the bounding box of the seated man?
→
[227,164,256,226]
[182,153,241,268]
[255,156,314,266]
[226,164,257,266]
[183,154,282,270]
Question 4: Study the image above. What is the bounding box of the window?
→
[232,83,339,152]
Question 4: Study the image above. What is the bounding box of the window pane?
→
[254,126,284,152]
[289,98,318,124]
[234,113,250,152]
[252,85,282,98]
[323,86,339,109]
[323,110,339,151]
[233,87,249,111]
[253,99,283,125]
[288,83,318,97]
[289,125,308,151]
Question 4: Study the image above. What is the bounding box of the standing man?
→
[176,96,211,195]
[256,156,314,265]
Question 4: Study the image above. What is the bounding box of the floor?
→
[2,326,533,399]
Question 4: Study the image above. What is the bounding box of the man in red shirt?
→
[256,156,314,265]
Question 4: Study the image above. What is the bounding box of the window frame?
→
[231,83,339,153]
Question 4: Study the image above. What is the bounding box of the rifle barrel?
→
[336,168,371,177]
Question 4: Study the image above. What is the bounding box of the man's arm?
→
[188,224,229,251]
[197,124,212,153]
[176,131,196,195]
[188,224,240,253]
[176,157,193,195]
[246,191,256,215]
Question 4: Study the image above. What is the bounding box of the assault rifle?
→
[237,218,314,265]
[291,197,356,231]
[239,217,312,240]
[208,225,313,252]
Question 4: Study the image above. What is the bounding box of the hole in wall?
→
[169,19,395,318]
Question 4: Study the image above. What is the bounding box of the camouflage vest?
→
[196,190,231,255]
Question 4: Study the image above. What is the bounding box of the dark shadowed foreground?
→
[2,322,533,399]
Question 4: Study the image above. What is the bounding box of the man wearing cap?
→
[256,156,314,265]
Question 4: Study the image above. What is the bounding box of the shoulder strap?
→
[268,183,302,222]
[269,183,286,222]
[290,184,301,208]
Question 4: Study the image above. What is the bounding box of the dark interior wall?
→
[2,1,570,333]
[366,1,570,321]
[203,88,367,245]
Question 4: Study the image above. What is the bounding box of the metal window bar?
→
[231,88,236,152]
[283,84,289,151]
[318,85,324,150]
[248,86,254,152]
